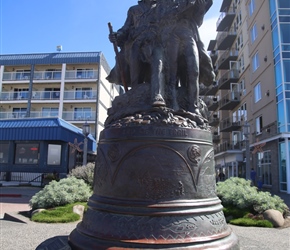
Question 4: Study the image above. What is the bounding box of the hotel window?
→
[252,52,260,72]
[239,102,247,123]
[15,70,30,80]
[236,33,243,51]
[248,0,255,16]
[15,143,39,164]
[250,23,258,43]
[42,107,59,117]
[239,54,245,72]
[12,108,27,118]
[45,69,61,80]
[279,142,287,191]
[44,88,60,99]
[0,143,9,163]
[74,107,92,120]
[239,79,246,96]
[279,0,290,8]
[257,151,272,186]
[284,60,290,83]
[254,82,261,102]
[235,11,242,29]
[76,69,94,78]
[256,116,263,134]
[13,88,29,99]
[75,88,92,99]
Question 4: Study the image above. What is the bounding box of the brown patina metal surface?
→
[69,108,239,249]
[69,0,239,248]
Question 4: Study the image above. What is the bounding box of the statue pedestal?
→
[69,124,239,249]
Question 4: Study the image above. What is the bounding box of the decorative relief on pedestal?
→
[112,144,197,192]
[138,173,185,200]
[107,144,121,162]
[210,211,227,228]
[196,175,216,198]
[80,209,229,242]
[187,145,201,164]
[94,149,109,188]
[189,147,215,187]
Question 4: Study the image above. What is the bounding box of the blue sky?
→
[0,0,220,67]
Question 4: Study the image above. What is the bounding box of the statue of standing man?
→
[107,0,215,116]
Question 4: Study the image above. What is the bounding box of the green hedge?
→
[217,177,289,216]
[29,177,92,209]
[68,162,95,187]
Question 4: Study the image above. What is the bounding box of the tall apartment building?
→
[0,52,121,141]
[203,0,290,194]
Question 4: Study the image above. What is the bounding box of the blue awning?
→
[0,118,96,151]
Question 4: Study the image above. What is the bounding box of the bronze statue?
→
[69,1,240,249]
[106,0,157,88]
[107,0,215,117]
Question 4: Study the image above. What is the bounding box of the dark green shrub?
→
[223,206,250,219]
[68,162,95,187]
[217,177,289,215]
[29,177,92,209]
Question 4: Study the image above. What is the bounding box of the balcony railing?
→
[34,71,62,80]
[32,91,60,100]
[63,90,97,100]
[212,134,221,143]
[219,91,240,110]
[253,122,278,142]
[3,72,31,81]
[0,91,29,101]
[217,49,238,70]
[215,141,244,154]
[220,116,242,132]
[220,0,232,13]
[0,111,96,121]
[0,112,27,119]
[65,70,98,80]
[1,90,98,101]
[2,70,98,81]
[216,6,236,32]
[219,69,239,89]
[216,28,237,50]
[62,111,95,121]
[209,115,220,127]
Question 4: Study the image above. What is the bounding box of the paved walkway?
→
[1,185,290,249]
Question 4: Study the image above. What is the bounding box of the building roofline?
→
[0,51,103,66]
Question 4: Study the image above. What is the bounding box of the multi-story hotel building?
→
[0,51,121,140]
[0,51,121,181]
[203,0,290,194]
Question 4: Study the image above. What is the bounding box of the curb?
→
[0,194,22,198]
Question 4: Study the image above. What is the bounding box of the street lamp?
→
[243,121,251,180]
[82,121,90,166]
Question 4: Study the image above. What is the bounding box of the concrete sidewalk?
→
[1,185,290,250]
[0,186,41,218]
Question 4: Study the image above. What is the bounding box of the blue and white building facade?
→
[205,0,290,194]
[0,52,121,182]
[269,0,290,193]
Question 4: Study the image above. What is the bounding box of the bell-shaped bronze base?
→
[69,125,239,249]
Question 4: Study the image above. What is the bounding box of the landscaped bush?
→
[223,206,250,219]
[29,177,92,209]
[217,177,289,216]
[68,162,95,187]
